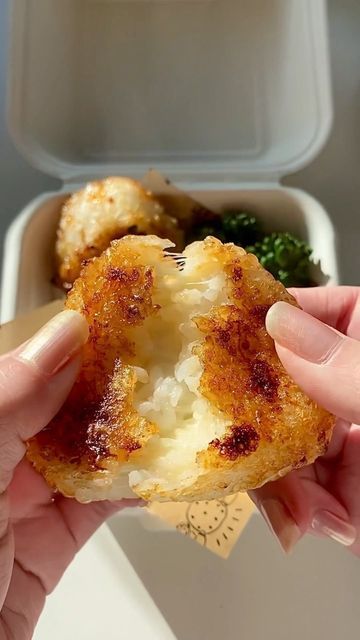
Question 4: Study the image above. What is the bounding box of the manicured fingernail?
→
[266,302,343,364]
[18,311,88,375]
[311,510,357,547]
[259,498,302,554]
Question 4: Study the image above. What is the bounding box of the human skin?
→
[0,311,138,639]
[252,287,360,555]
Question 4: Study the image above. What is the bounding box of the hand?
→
[251,286,360,555]
[0,311,138,639]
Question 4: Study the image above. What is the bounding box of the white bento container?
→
[3,3,356,640]
[1,0,338,323]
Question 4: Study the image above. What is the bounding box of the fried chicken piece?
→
[28,236,335,503]
[56,177,183,288]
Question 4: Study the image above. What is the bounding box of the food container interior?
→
[9,0,331,184]
[1,186,338,323]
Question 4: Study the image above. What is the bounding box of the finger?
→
[9,457,141,593]
[250,470,356,553]
[55,496,141,550]
[12,496,140,594]
[0,311,88,490]
[266,302,360,424]
[322,425,360,556]
[0,493,14,611]
[289,286,360,337]
[8,458,53,520]
[0,559,45,640]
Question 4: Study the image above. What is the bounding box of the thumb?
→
[0,311,88,490]
[266,302,360,424]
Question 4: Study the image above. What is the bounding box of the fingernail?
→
[311,510,357,547]
[266,302,343,364]
[259,498,302,554]
[18,311,88,376]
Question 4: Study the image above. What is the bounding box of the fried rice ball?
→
[28,236,335,503]
[56,177,183,288]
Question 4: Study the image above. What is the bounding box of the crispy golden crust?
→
[56,177,183,288]
[28,237,335,502]
[28,237,170,497]
[135,243,334,501]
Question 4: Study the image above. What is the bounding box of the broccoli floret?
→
[188,212,316,287]
[221,210,261,246]
[189,209,261,246]
[246,232,313,287]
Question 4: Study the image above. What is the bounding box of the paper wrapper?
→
[0,171,255,558]
[148,494,254,558]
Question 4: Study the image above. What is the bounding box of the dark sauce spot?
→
[250,304,271,326]
[126,305,141,320]
[35,401,111,470]
[232,266,243,282]
[211,424,260,461]
[86,427,112,462]
[34,378,143,471]
[143,268,154,290]
[106,267,140,284]
[122,440,142,454]
[248,359,279,401]
[217,329,231,347]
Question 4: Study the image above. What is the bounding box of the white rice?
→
[128,248,231,494]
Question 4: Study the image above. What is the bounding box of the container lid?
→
[8,0,332,185]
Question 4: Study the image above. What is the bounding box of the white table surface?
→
[1,2,360,639]
[34,507,360,640]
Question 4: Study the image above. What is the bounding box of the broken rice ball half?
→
[27,236,335,503]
